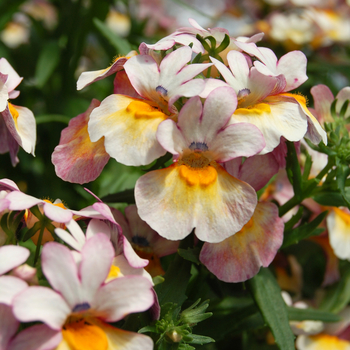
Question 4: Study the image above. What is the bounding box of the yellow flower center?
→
[62,318,108,350]
[178,152,217,187]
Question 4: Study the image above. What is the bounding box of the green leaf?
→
[100,188,135,204]
[35,41,60,88]
[320,262,350,313]
[155,253,192,307]
[313,190,348,207]
[178,247,201,265]
[281,211,327,249]
[284,207,303,231]
[247,268,295,350]
[336,162,350,208]
[287,306,340,322]
[93,18,132,55]
[285,141,302,198]
[187,334,215,345]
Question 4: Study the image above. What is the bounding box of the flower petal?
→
[93,275,154,322]
[9,324,62,350]
[0,275,27,305]
[80,234,114,301]
[41,242,82,308]
[2,103,36,155]
[52,99,110,184]
[231,97,308,153]
[13,286,70,330]
[0,245,29,275]
[200,202,284,282]
[88,95,167,166]
[0,304,18,349]
[135,163,257,243]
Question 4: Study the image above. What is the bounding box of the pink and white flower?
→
[0,58,36,166]
[88,46,212,167]
[135,86,265,243]
[13,234,154,350]
[211,49,327,154]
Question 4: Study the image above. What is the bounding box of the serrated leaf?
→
[287,306,340,322]
[35,42,60,88]
[281,211,327,248]
[93,18,132,55]
[248,268,295,350]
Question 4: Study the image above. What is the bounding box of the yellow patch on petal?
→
[308,334,350,350]
[8,102,19,128]
[333,207,350,226]
[126,100,165,120]
[177,151,218,187]
[234,103,271,116]
[105,265,122,282]
[62,319,108,350]
[178,165,217,187]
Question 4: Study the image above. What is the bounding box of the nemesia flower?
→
[0,58,36,166]
[52,99,110,184]
[105,10,131,37]
[0,14,30,49]
[200,201,284,282]
[88,46,212,166]
[211,48,327,153]
[135,86,265,243]
[13,234,154,350]
[0,245,61,350]
[113,205,180,276]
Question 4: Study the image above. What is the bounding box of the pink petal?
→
[0,275,27,305]
[13,286,70,330]
[52,99,110,184]
[0,178,20,191]
[80,234,115,300]
[0,245,29,275]
[93,275,154,322]
[41,242,82,308]
[9,324,62,350]
[43,201,73,223]
[0,58,22,93]
[200,202,284,282]
[0,304,18,349]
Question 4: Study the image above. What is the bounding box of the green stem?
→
[279,158,335,217]
[33,224,45,266]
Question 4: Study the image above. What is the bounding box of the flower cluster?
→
[52,18,326,283]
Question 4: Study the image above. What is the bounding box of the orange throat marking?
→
[177,151,218,187]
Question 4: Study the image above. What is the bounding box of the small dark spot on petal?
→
[189,142,209,152]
